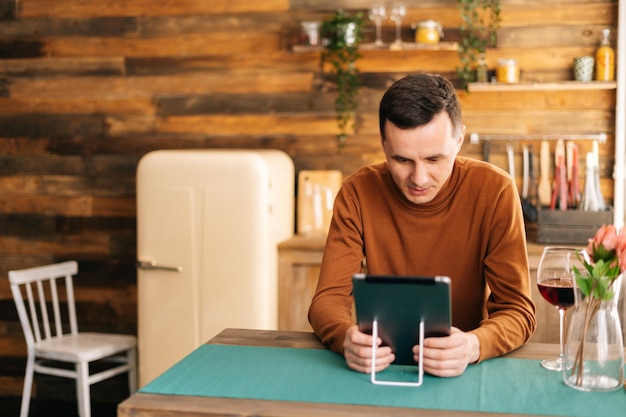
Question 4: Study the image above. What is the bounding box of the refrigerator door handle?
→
[136,260,183,272]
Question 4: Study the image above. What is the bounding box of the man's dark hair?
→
[379,73,462,141]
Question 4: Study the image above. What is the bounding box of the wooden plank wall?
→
[0,0,619,404]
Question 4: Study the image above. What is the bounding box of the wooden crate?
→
[536,209,613,245]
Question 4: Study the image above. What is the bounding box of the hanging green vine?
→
[457,0,502,88]
[320,10,364,148]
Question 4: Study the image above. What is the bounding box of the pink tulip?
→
[585,225,626,274]
[617,227,626,273]
[597,224,619,251]
[618,249,626,273]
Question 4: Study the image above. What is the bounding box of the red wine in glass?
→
[535,246,582,372]
[537,278,575,308]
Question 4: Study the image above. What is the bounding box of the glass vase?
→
[563,274,624,391]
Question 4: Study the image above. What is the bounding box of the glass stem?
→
[395,23,401,42]
[558,307,566,364]
[376,23,382,44]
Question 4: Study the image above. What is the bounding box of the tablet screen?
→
[352,273,451,365]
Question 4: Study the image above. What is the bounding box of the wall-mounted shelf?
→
[469,132,608,145]
[468,81,617,92]
[291,41,458,53]
[359,41,458,51]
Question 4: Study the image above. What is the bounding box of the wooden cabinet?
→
[277,236,565,343]
[278,235,326,331]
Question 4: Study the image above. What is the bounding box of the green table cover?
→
[141,344,626,417]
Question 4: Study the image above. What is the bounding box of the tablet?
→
[352,273,452,366]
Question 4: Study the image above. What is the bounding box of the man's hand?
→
[412,327,480,377]
[343,325,395,373]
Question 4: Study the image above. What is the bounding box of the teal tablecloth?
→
[141,344,626,417]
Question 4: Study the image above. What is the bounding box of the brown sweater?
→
[308,156,536,362]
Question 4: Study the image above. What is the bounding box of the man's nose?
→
[411,163,428,185]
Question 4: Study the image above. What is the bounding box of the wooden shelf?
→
[359,41,458,51]
[291,41,458,53]
[468,81,617,92]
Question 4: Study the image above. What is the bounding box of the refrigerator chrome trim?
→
[136,260,183,272]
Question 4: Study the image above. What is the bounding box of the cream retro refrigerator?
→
[136,149,294,386]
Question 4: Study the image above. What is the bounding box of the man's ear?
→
[457,125,467,151]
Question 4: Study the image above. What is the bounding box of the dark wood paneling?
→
[0,115,105,137]
[155,93,330,115]
[0,0,16,21]
[19,0,290,18]
[7,72,315,97]
[0,57,126,76]
[1,17,139,38]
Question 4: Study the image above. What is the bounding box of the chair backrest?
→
[9,261,79,350]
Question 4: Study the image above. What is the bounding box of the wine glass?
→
[536,246,580,371]
[389,3,406,48]
[368,3,387,47]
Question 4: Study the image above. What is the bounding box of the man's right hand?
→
[343,325,395,373]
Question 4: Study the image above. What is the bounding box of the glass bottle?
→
[579,151,605,212]
[476,53,488,83]
[592,141,606,211]
[595,28,615,81]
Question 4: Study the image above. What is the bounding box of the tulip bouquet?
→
[568,224,626,389]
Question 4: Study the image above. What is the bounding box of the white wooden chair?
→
[8,260,137,417]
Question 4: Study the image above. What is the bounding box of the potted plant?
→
[320,10,364,148]
[457,0,502,88]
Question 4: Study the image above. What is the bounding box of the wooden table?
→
[118,328,567,417]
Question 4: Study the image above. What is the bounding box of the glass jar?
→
[414,20,443,45]
[476,53,488,83]
[496,58,519,83]
[300,21,321,46]
[595,28,615,81]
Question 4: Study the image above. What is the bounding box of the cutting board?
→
[297,170,343,236]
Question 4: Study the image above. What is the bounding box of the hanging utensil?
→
[556,139,568,210]
[549,139,567,210]
[528,144,539,206]
[567,142,580,208]
[521,143,538,222]
[549,162,559,210]
[482,141,490,162]
[522,144,529,199]
[538,140,552,207]
[507,143,515,185]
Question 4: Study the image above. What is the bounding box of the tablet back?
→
[352,273,451,365]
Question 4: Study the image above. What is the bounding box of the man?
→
[308,73,536,377]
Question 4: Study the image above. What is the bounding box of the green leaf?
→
[457,0,501,89]
[576,276,593,297]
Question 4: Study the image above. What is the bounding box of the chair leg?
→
[19,355,35,417]
[76,361,91,417]
[128,348,138,393]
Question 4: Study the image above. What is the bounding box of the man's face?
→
[382,112,465,205]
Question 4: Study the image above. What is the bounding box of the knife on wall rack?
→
[538,140,552,207]
[549,139,568,210]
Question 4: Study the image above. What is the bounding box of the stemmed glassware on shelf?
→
[368,3,387,47]
[389,3,407,48]
[535,246,580,371]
